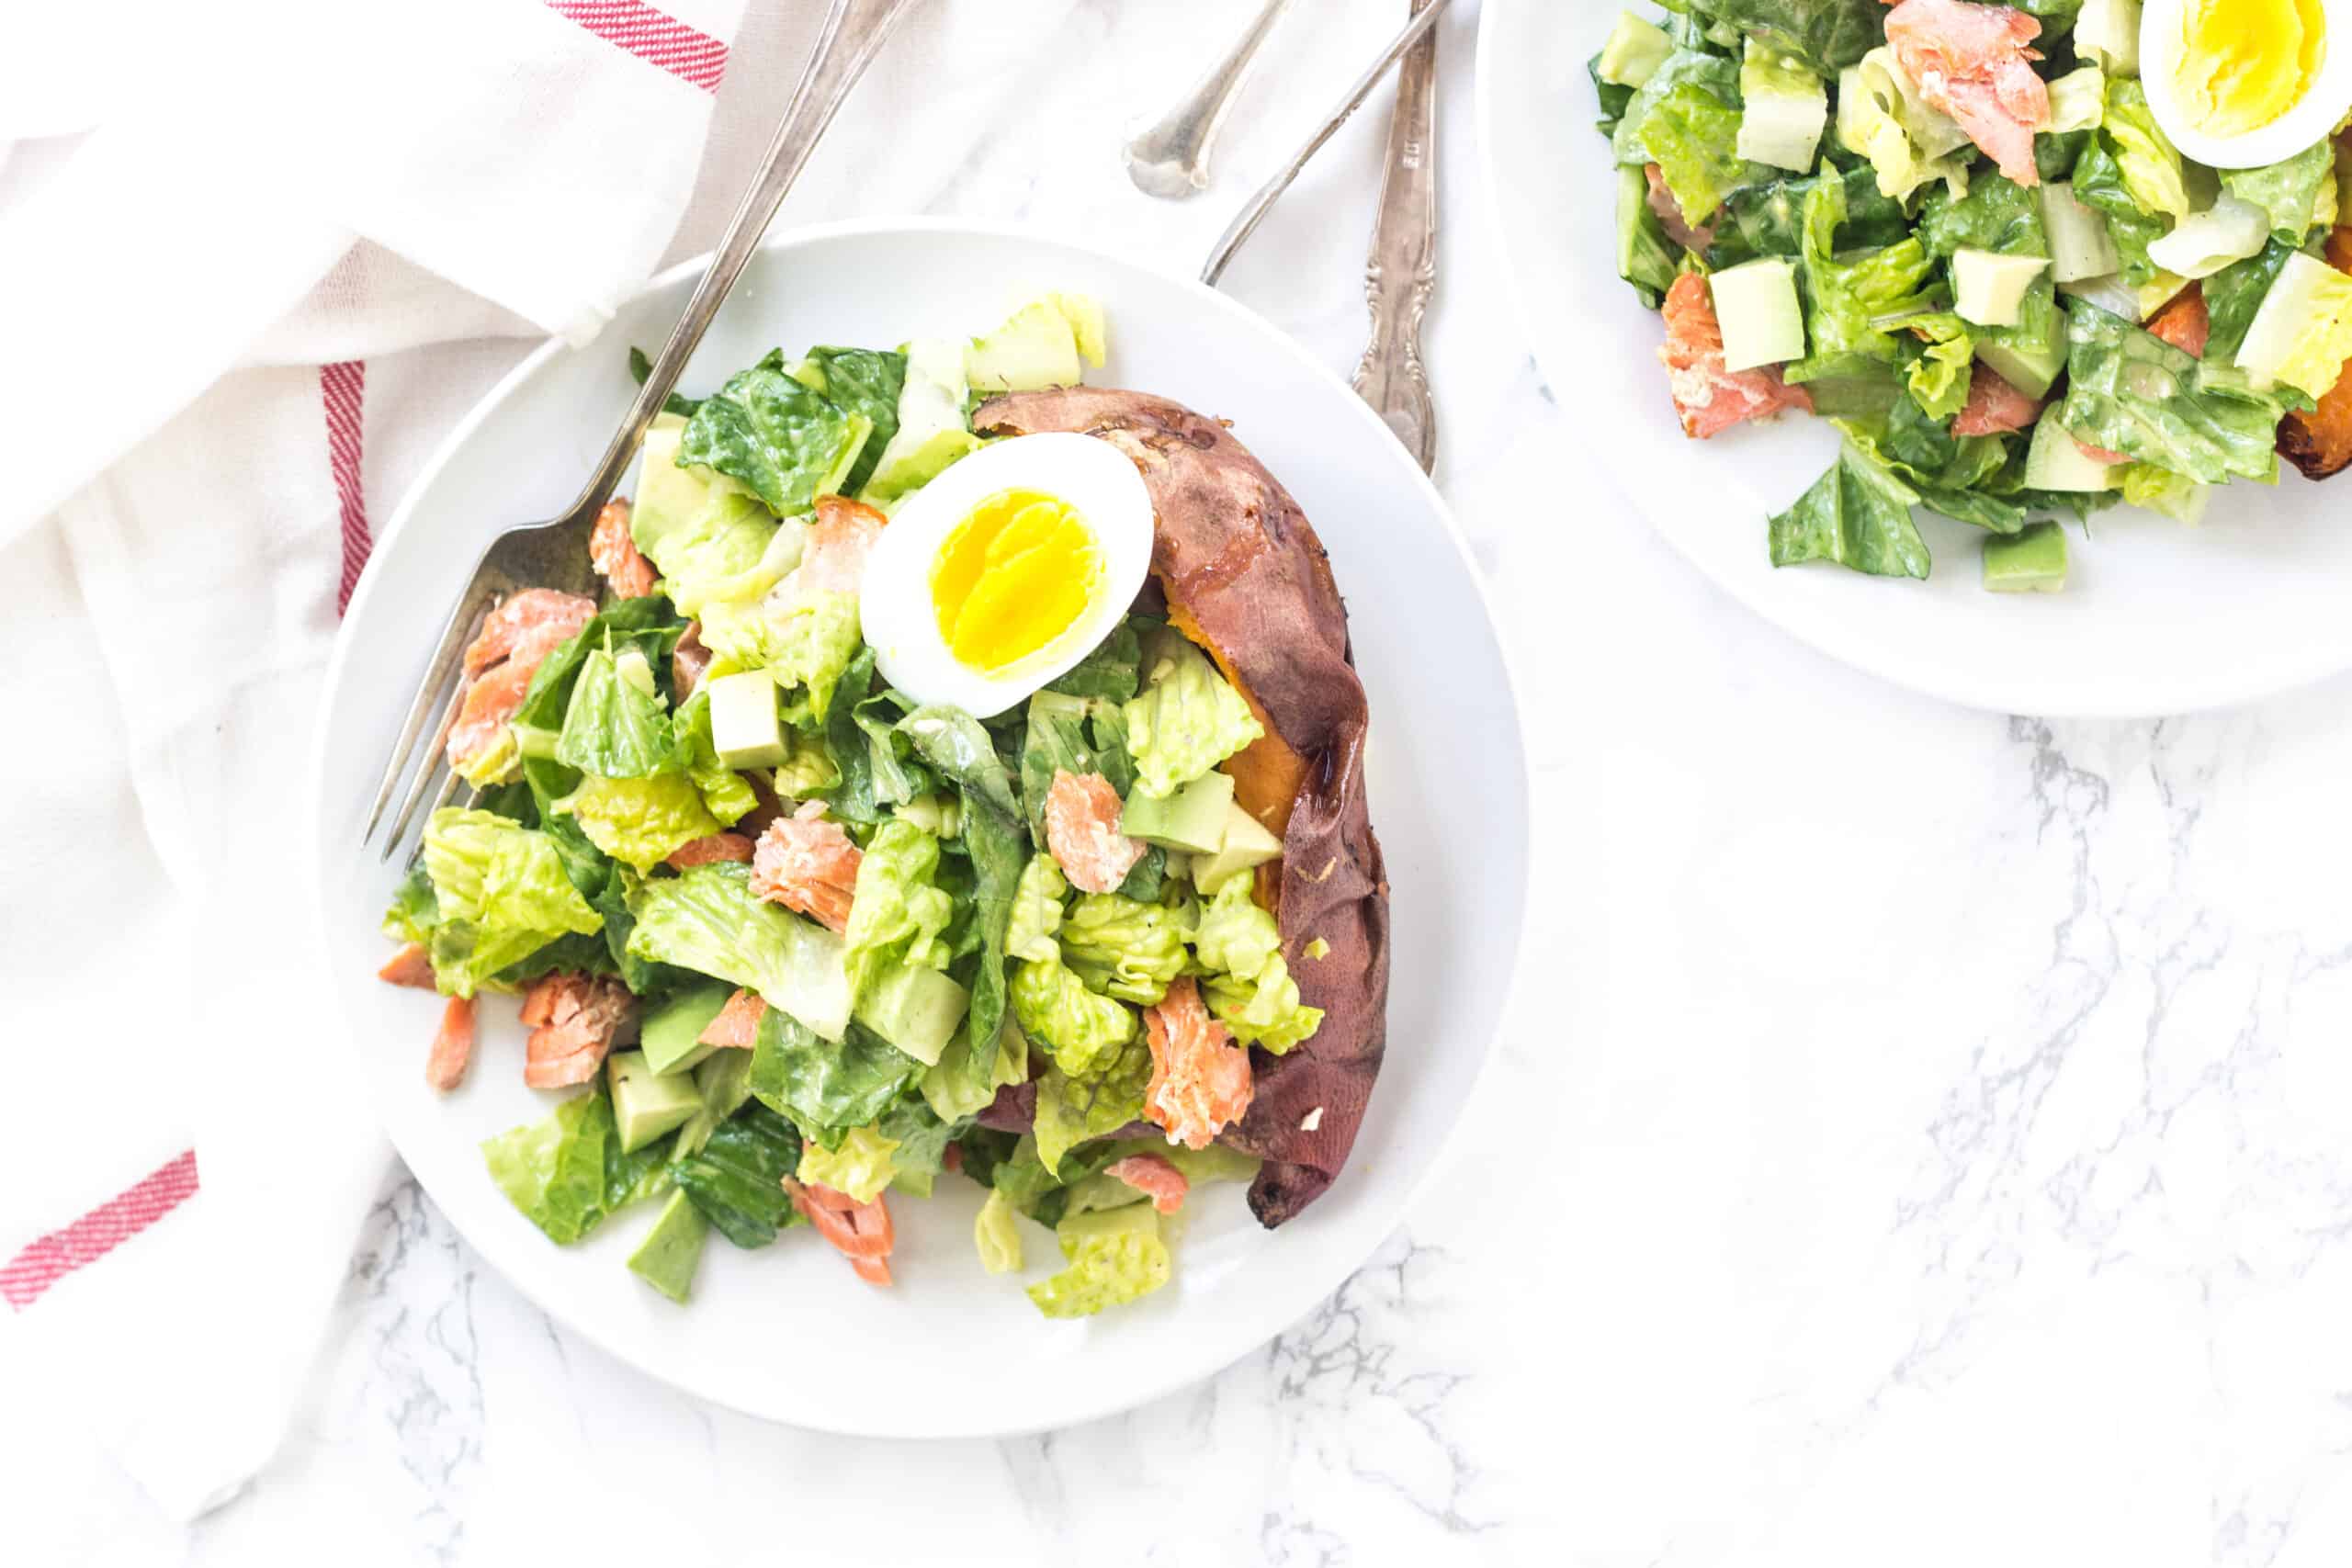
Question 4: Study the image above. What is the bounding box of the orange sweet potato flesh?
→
[2277,225,2352,482]
[975,389,1390,1229]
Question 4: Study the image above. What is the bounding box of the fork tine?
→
[362,583,498,844]
[379,724,466,863]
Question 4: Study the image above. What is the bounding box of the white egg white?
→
[2140,0,2352,170]
[859,433,1155,719]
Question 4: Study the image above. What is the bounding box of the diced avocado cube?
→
[2039,183,2121,284]
[1119,770,1235,853]
[627,1190,709,1304]
[640,981,735,1077]
[1983,521,2068,593]
[673,1048,755,1160]
[1736,43,1826,173]
[1191,801,1284,894]
[1953,250,2052,328]
[1710,258,1806,371]
[707,670,786,770]
[2022,409,2123,492]
[1974,282,2067,399]
[608,1051,706,1154]
[2074,0,2139,75]
[1597,12,1673,89]
[854,961,969,1067]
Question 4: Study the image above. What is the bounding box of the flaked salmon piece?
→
[673,620,712,702]
[590,498,658,599]
[1659,273,1814,439]
[1142,977,1255,1152]
[519,972,638,1089]
[1105,1152,1190,1214]
[1645,163,1717,252]
[665,832,753,870]
[784,495,888,602]
[785,1179,895,1285]
[749,801,862,932]
[2147,285,2211,359]
[378,942,436,990]
[448,587,595,771]
[426,996,477,1092]
[697,988,767,1049]
[1951,364,2042,436]
[1044,769,1146,895]
[1883,0,2050,188]
[462,588,595,679]
[447,659,533,773]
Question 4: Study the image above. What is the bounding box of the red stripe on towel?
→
[2,1149,201,1311]
[545,0,730,93]
[324,360,368,615]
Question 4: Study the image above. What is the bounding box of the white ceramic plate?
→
[309,221,1529,1438]
[1476,0,2352,717]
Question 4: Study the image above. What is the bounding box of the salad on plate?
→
[1591,0,2352,592]
[374,294,1388,1318]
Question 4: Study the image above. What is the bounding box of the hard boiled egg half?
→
[859,434,1154,719]
[2141,0,2352,169]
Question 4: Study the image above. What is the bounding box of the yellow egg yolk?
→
[2175,0,2328,137]
[929,489,1102,673]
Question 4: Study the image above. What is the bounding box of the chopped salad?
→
[379,295,1329,1316]
[1592,0,2352,592]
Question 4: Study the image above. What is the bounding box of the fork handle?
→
[571,0,920,515]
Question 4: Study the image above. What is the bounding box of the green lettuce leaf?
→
[1033,1033,1152,1173]
[1007,854,1067,963]
[555,647,686,779]
[865,338,981,505]
[1902,313,1976,422]
[2101,79,2192,223]
[1027,1204,1171,1319]
[2222,139,2337,243]
[482,1089,665,1245]
[1784,174,1939,387]
[1918,173,2050,262]
[558,773,720,873]
[632,421,797,618]
[673,1101,803,1247]
[894,703,1028,1069]
[420,807,604,998]
[793,1122,899,1203]
[677,350,870,518]
[921,1016,1029,1122]
[1615,166,1683,308]
[1686,0,1885,74]
[2058,297,2290,483]
[842,818,955,999]
[700,589,863,720]
[792,346,905,497]
[1193,878,1323,1054]
[1123,629,1262,800]
[511,595,687,756]
[2120,462,2211,521]
[1011,958,1137,1079]
[670,691,758,826]
[1767,439,1931,578]
[975,1188,1024,1274]
[1711,165,1907,267]
[1047,619,1145,703]
[1835,51,1973,206]
[747,1003,922,1147]
[1059,893,1191,1006]
[2204,239,2297,363]
[626,862,853,1039]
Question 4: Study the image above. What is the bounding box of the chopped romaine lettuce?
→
[2059,297,2294,482]
[2222,139,2337,243]
[1059,893,1191,1006]
[555,647,686,780]
[672,1101,804,1247]
[865,337,980,504]
[921,1017,1029,1122]
[626,863,853,1040]
[557,773,720,873]
[794,1122,900,1204]
[976,1188,1024,1274]
[1768,439,1931,578]
[420,807,604,998]
[1010,958,1136,1079]
[2098,79,2191,223]
[791,345,905,497]
[1007,854,1068,964]
[748,1004,922,1146]
[1684,0,1884,76]
[482,1089,666,1246]
[842,818,955,1000]
[1032,1034,1153,1172]
[1612,50,1754,225]
[1123,629,1262,800]
[1836,50,1971,205]
[678,350,871,518]
[1027,1204,1171,1319]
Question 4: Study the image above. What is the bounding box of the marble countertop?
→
[38,1,2352,1562]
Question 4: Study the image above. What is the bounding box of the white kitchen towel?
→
[0,0,859,1525]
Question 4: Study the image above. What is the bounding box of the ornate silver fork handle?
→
[1351,0,1440,474]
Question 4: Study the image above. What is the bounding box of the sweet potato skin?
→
[975,388,1390,1228]
[2277,225,2352,482]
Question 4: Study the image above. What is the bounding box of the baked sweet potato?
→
[974,389,1390,1228]
[2277,225,2352,481]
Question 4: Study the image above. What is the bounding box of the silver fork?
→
[362,0,919,861]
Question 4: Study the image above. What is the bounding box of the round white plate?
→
[309,220,1529,1438]
[1476,0,2352,717]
